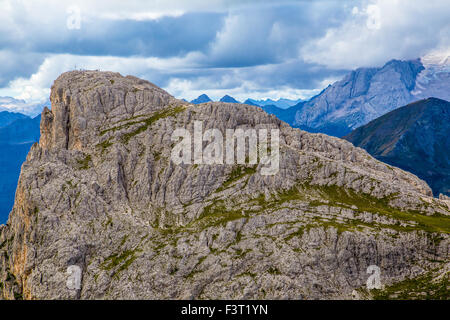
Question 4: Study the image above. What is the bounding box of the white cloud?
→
[0,52,204,103]
[302,0,450,69]
[0,0,350,111]
[100,11,185,21]
[165,76,320,102]
[0,96,47,116]
[0,0,265,26]
[1,0,449,114]
[0,47,322,109]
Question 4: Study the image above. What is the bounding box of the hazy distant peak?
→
[219,95,240,103]
[190,94,212,104]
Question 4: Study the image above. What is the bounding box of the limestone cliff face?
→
[40,72,175,151]
[0,71,449,300]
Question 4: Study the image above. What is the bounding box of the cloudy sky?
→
[0,0,449,114]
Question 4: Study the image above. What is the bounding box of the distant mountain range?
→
[188,54,450,139]
[0,112,41,223]
[0,96,48,117]
[291,53,450,137]
[220,95,240,103]
[2,70,448,299]
[292,59,425,136]
[245,98,302,109]
[0,111,28,127]
[190,95,301,109]
[260,104,303,125]
[191,94,241,104]
[190,94,212,104]
[345,98,450,197]
[245,54,449,137]
[1,54,449,222]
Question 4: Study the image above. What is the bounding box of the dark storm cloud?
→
[1,0,448,106]
[0,51,45,87]
[0,1,352,94]
[0,12,226,58]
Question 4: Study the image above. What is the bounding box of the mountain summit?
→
[190,94,212,104]
[219,95,240,103]
[0,71,448,300]
[293,59,425,136]
[0,113,41,223]
[0,111,28,128]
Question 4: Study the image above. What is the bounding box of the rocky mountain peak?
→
[191,94,212,104]
[0,71,448,300]
[40,71,175,151]
[219,95,240,103]
[291,57,446,137]
[383,58,424,91]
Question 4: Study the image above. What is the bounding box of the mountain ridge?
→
[282,54,450,137]
[246,98,302,109]
[219,95,240,103]
[0,114,41,223]
[0,97,48,117]
[0,111,28,128]
[344,97,450,197]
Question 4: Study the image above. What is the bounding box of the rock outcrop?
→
[0,71,448,300]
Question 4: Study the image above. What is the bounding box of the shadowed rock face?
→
[0,71,449,300]
[345,98,450,197]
